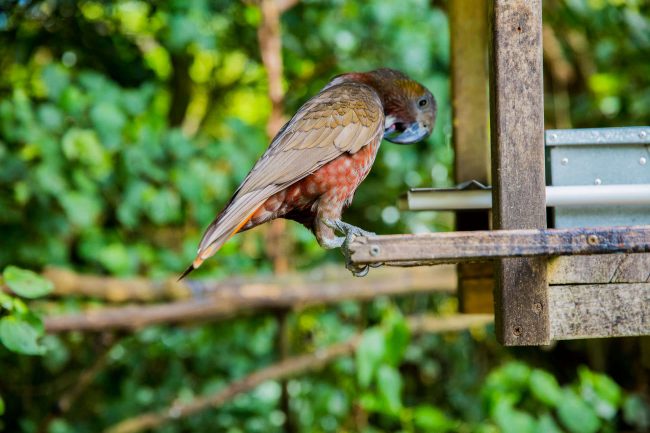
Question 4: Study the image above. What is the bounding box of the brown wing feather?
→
[195,82,384,260]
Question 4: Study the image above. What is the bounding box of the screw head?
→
[640,157,647,166]
[587,234,599,245]
[533,303,543,314]
[513,326,523,336]
[594,178,602,185]
[561,157,569,166]
[640,131,648,139]
[369,245,381,256]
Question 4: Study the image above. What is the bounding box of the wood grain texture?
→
[349,226,650,265]
[450,0,492,314]
[459,262,494,314]
[548,254,650,285]
[451,0,490,183]
[459,277,495,314]
[489,0,548,345]
[550,283,650,339]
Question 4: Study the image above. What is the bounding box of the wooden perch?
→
[42,267,188,302]
[42,265,453,303]
[103,313,493,433]
[349,225,650,267]
[44,266,455,333]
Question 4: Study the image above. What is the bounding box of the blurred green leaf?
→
[557,389,601,433]
[41,65,70,101]
[622,394,650,430]
[536,413,563,433]
[383,310,410,366]
[0,292,14,310]
[59,192,102,228]
[494,399,537,433]
[413,406,456,432]
[377,365,402,415]
[356,328,386,388]
[493,400,537,433]
[578,366,622,419]
[529,369,562,407]
[0,315,45,355]
[3,266,53,299]
[97,243,134,275]
[37,104,64,132]
[90,102,126,149]
[59,86,87,115]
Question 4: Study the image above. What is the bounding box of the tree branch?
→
[104,313,493,433]
[44,266,456,333]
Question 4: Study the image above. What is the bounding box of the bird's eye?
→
[418,98,428,107]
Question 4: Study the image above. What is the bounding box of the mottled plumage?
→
[181,68,436,278]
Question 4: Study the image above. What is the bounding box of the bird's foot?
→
[324,219,377,277]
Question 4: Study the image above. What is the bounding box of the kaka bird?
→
[181,68,436,278]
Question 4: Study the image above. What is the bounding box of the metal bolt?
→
[640,157,647,166]
[369,245,381,256]
[532,303,543,314]
[640,131,648,139]
[513,326,523,336]
[549,133,558,142]
[587,234,599,246]
[561,157,569,166]
[594,178,602,185]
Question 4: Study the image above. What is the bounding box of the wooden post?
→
[450,0,493,314]
[489,0,549,345]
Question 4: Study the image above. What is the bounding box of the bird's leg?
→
[323,219,376,277]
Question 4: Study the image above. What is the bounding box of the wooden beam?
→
[489,0,548,345]
[349,225,650,265]
[550,283,650,339]
[548,254,650,285]
[44,266,456,333]
[449,0,492,314]
[451,0,490,184]
[38,265,453,303]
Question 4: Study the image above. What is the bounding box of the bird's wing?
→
[195,82,384,262]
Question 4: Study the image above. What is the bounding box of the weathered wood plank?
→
[349,225,650,265]
[489,0,547,345]
[450,0,492,314]
[459,262,494,314]
[459,277,495,314]
[451,0,490,183]
[550,283,650,339]
[548,254,650,285]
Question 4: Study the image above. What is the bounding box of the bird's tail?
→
[177,201,264,281]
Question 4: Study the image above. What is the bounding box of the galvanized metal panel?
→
[546,126,650,147]
[546,126,650,228]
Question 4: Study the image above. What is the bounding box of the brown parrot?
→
[180,68,436,278]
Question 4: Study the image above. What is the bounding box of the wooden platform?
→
[348,227,650,342]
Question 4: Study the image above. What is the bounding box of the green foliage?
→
[357,307,409,416]
[476,362,647,433]
[0,266,51,355]
[0,315,45,356]
[3,266,54,299]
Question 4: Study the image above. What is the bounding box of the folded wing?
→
[194,82,385,265]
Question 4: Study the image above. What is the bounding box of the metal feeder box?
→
[546,127,650,228]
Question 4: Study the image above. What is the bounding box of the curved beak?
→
[384,121,431,144]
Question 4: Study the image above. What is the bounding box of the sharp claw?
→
[323,219,379,277]
[348,264,369,277]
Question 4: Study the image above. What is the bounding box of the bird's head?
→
[365,68,437,144]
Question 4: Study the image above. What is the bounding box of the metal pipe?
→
[405,184,650,211]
